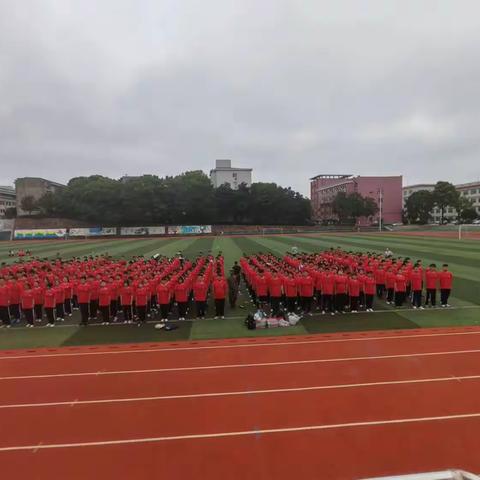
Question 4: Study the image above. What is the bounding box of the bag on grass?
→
[288,313,301,326]
[245,314,256,330]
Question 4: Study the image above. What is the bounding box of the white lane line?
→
[2,348,480,381]
[3,328,480,361]
[0,374,479,409]
[2,411,480,452]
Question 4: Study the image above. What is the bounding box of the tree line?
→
[18,171,313,226]
[404,181,478,224]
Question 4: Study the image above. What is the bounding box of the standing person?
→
[283,273,298,313]
[156,278,171,322]
[62,277,73,318]
[299,271,314,315]
[44,284,57,327]
[193,275,209,319]
[120,280,134,323]
[385,268,396,304]
[109,278,119,322]
[213,275,228,319]
[227,271,239,309]
[439,264,453,307]
[374,265,386,299]
[54,280,66,322]
[232,261,241,284]
[0,278,11,327]
[334,270,348,313]
[394,270,407,307]
[425,264,439,307]
[348,274,360,313]
[76,277,91,326]
[98,281,111,325]
[174,278,189,320]
[410,266,424,309]
[268,271,283,316]
[321,271,335,315]
[255,271,269,308]
[364,273,376,312]
[134,282,149,325]
[88,276,101,320]
[32,281,45,322]
[7,277,22,324]
[357,269,367,308]
[314,269,323,310]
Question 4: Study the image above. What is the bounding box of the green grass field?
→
[1,233,479,351]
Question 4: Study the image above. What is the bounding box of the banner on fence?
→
[69,227,116,237]
[14,229,67,240]
[0,219,14,232]
[168,225,212,235]
[120,226,166,236]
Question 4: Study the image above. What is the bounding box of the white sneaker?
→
[413,306,417,309]
[419,306,425,310]
[331,312,335,316]
[214,316,218,319]
[322,311,326,315]
[221,316,225,319]
[352,310,357,313]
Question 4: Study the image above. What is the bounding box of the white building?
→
[0,186,16,217]
[210,159,252,189]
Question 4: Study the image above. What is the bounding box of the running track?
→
[2,327,480,479]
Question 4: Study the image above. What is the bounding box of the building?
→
[403,181,480,222]
[0,186,16,217]
[15,177,65,216]
[210,159,252,189]
[310,174,403,225]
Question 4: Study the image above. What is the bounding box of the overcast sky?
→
[1,0,480,195]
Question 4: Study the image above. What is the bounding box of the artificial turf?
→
[0,232,479,350]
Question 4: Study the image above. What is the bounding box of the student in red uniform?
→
[439,264,453,307]
[0,278,11,327]
[268,271,283,316]
[33,281,45,322]
[410,266,423,309]
[62,276,73,317]
[375,265,386,299]
[44,284,56,327]
[89,275,101,320]
[193,276,208,319]
[77,277,91,326]
[385,268,396,304]
[334,270,348,313]
[54,279,65,321]
[321,271,335,315]
[156,278,171,322]
[174,278,189,320]
[394,270,407,307]
[20,283,35,327]
[283,273,298,313]
[348,274,360,313]
[8,278,22,323]
[425,264,438,307]
[98,281,111,325]
[120,280,134,323]
[364,273,376,311]
[255,271,269,307]
[299,271,314,315]
[135,281,149,324]
[213,275,228,319]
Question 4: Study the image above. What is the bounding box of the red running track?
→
[2,326,480,479]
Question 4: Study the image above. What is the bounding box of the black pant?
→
[34,304,43,320]
[159,303,169,320]
[426,289,437,306]
[196,300,207,317]
[100,305,110,323]
[441,289,451,306]
[79,303,89,325]
[122,305,132,321]
[412,290,422,308]
[365,294,374,309]
[386,288,394,302]
[301,296,313,313]
[0,306,10,325]
[72,295,79,309]
[395,291,406,307]
[350,296,359,311]
[359,292,365,306]
[335,293,347,312]
[46,307,55,324]
[286,297,296,312]
[56,303,65,319]
[110,299,118,318]
[178,301,188,318]
[257,295,268,307]
[376,284,385,298]
[215,299,225,317]
[24,308,34,325]
[64,299,72,316]
[89,299,99,318]
[315,290,322,308]
[322,294,334,312]
[271,296,281,316]
[137,305,146,323]
[9,303,20,321]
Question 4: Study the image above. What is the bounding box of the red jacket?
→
[135,286,149,307]
[348,278,360,297]
[410,271,422,291]
[283,277,297,297]
[334,275,348,295]
[394,274,407,292]
[439,271,453,289]
[174,283,189,303]
[44,289,56,309]
[213,278,227,300]
[77,283,91,304]
[193,280,209,301]
[299,276,314,297]
[20,290,35,309]
[425,270,439,290]
[156,284,171,305]
[98,287,111,307]
[120,286,133,306]
[322,274,335,295]
[268,276,282,297]
[255,276,268,296]
[0,285,10,307]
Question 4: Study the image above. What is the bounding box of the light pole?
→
[378,188,383,232]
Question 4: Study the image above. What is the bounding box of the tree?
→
[20,195,38,216]
[4,207,16,219]
[332,192,378,224]
[432,181,459,223]
[405,190,435,224]
[456,196,478,223]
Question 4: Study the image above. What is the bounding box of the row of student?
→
[240,250,453,315]
[0,254,228,327]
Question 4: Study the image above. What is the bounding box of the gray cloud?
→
[1,0,480,195]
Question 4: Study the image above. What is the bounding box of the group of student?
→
[240,248,454,316]
[0,253,230,328]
